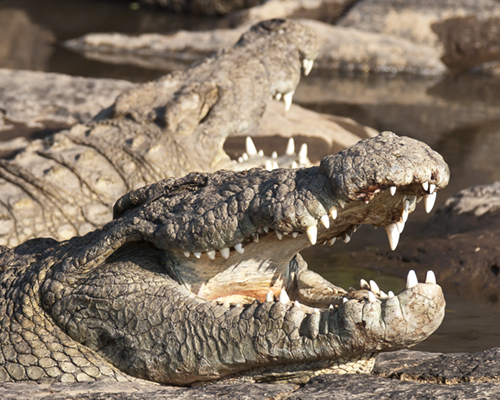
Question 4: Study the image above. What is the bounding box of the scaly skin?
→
[0,19,318,247]
[0,133,449,385]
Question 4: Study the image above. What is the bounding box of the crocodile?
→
[0,18,318,247]
[0,132,449,385]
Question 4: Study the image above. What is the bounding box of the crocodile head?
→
[38,132,449,385]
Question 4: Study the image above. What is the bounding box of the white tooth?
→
[396,220,405,234]
[292,232,299,238]
[276,231,283,240]
[220,247,230,259]
[193,252,201,259]
[275,92,282,101]
[380,291,389,299]
[303,58,314,76]
[266,290,274,302]
[258,149,264,156]
[322,240,327,246]
[403,200,409,223]
[390,186,396,196]
[242,153,249,161]
[253,233,259,243]
[360,279,370,290]
[207,250,216,260]
[417,196,423,203]
[422,181,429,191]
[320,214,330,229]
[272,151,278,159]
[313,308,320,315]
[424,192,437,213]
[291,161,298,169]
[285,137,295,155]
[263,226,269,233]
[429,183,436,194]
[368,291,377,303]
[238,157,243,163]
[425,270,436,284]
[234,243,244,254]
[328,237,336,245]
[329,206,337,220]
[306,225,317,245]
[279,289,290,304]
[338,199,346,209]
[369,280,380,295]
[298,143,308,163]
[245,137,258,156]
[342,233,351,243]
[294,300,301,308]
[384,223,400,251]
[329,304,334,310]
[183,251,190,258]
[388,291,395,298]
[265,160,273,171]
[406,270,418,289]
[343,297,348,304]
[283,90,294,112]
[272,161,279,170]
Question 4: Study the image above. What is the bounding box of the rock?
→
[0,69,136,137]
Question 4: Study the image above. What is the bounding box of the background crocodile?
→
[0,133,449,385]
[0,18,318,248]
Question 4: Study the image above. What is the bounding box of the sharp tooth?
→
[183,251,190,258]
[380,291,389,299]
[207,250,216,260]
[238,157,243,163]
[425,270,436,284]
[329,304,334,310]
[276,231,283,240]
[429,183,436,194]
[403,200,409,223]
[342,232,351,243]
[193,252,201,259]
[220,247,230,259]
[313,308,320,315]
[298,143,308,163]
[292,232,299,238]
[338,199,346,209]
[283,90,294,112]
[406,270,418,289]
[368,291,377,303]
[306,225,317,245]
[263,226,269,233]
[245,137,258,156]
[417,196,423,203]
[285,137,295,155]
[252,233,259,243]
[390,186,396,196]
[234,243,244,254]
[328,237,336,245]
[265,160,273,171]
[294,300,301,308]
[242,153,249,161]
[275,92,282,101]
[343,297,348,304]
[266,290,274,302]
[320,214,330,229]
[329,206,337,220]
[388,291,395,298]
[272,151,278,159]
[303,58,314,76]
[360,279,370,290]
[272,161,279,169]
[322,240,327,245]
[279,289,290,304]
[424,192,437,213]
[369,280,380,295]
[422,181,429,191]
[384,223,400,251]
[396,220,405,234]
[291,161,298,169]
[258,149,264,156]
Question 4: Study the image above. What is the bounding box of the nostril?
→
[491,265,500,277]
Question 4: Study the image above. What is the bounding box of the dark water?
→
[2,0,500,354]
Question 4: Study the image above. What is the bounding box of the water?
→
[2,0,500,354]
